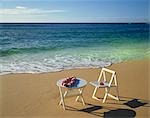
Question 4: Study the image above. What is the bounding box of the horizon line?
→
[0,22,149,24]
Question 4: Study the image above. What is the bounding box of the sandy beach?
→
[0,59,149,118]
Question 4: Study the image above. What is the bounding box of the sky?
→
[0,0,149,23]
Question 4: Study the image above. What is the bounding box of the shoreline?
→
[0,58,149,76]
[0,59,149,118]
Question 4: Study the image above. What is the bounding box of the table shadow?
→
[104,109,136,118]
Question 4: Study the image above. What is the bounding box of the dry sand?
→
[0,59,149,118]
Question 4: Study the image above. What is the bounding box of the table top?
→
[56,78,87,89]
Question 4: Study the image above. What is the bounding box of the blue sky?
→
[0,0,149,23]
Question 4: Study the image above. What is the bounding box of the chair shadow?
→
[123,99,148,108]
[105,96,149,108]
[65,102,136,117]
[120,96,150,103]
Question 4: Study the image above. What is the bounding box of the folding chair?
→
[89,68,119,103]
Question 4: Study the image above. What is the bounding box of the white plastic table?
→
[56,78,87,110]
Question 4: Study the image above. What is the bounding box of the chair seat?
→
[89,81,109,88]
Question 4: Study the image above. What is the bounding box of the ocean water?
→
[0,23,149,75]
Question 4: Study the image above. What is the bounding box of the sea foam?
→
[0,53,113,75]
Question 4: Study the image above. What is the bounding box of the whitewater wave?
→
[0,54,114,75]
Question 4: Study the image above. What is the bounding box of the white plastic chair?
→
[90,68,119,103]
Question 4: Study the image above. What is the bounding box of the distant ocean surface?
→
[0,23,149,75]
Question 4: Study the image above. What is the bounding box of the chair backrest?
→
[98,68,117,87]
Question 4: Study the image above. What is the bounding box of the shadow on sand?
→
[124,99,148,108]
[105,96,149,108]
[64,96,150,117]
[104,108,136,118]
[65,103,136,117]
[66,103,103,117]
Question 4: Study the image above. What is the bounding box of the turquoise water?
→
[0,23,149,75]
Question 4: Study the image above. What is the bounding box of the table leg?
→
[58,86,66,110]
[59,91,68,105]
[75,88,85,105]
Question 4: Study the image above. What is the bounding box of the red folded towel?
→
[62,76,77,87]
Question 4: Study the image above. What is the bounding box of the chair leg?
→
[92,87,102,101]
[92,87,98,98]
[59,99,62,105]
[108,93,119,100]
[75,96,79,102]
[107,87,120,101]
[116,86,120,101]
[106,86,119,101]
[103,87,109,103]
[103,93,108,103]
